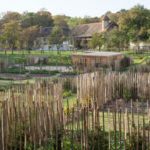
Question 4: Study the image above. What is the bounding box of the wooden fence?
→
[77,72,150,107]
[0,76,150,149]
[0,59,8,72]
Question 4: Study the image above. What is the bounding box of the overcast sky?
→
[0,0,150,17]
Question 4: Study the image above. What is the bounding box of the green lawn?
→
[0,78,35,91]
[1,50,150,73]
[0,50,74,56]
[131,54,150,65]
[0,50,73,66]
[66,110,149,132]
[63,93,77,109]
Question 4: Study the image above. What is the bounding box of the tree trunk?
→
[28,49,30,54]
[22,49,24,55]
[11,49,13,55]
[57,49,59,55]
[5,49,7,55]
[57,45,61,55]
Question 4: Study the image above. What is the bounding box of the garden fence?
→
[0,78,150,149]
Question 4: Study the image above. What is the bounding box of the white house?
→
[130,42,150,50]
[43,41,74,51]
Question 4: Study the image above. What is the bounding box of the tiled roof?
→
[71,22,102,38]
[71,16,118,38]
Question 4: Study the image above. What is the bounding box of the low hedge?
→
[1,69,60,75]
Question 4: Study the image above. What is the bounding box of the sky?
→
[0,0,150,17]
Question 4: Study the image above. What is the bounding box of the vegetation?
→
[88,32,106,50]
[0,5,149,53]
[0,50,73,65]
[89,5,150,50]
[47,27,67,54]
[0,76,149,149]
[1,69,60,75]
[0,3,149,150]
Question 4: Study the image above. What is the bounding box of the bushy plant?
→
[63,79,71,91]
[63,90,72,98]
[120,56,131,68]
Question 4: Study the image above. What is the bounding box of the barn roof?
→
[71,22,102,38]
[71,16,118,38]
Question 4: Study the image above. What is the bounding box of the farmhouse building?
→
[130,42,150,51]
[71,15,118,48]
[72,51,125,72]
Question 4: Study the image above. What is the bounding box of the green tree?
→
[20,25,39,53]
[2,12,21,23]
[35,10,53,27]
[33,40,38,50]
[79,16,99,24]
[53,15,68,27]
[107,29,129,50]
[118,4,150,42]
[148,29,150,42]
[40,38,45,54]
[66,17,82,29]
[89,33,106,50]
[1,20,21,54]
[21,12,36,28]
[47,26,66,55]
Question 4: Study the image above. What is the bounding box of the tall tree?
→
[118,4,150,42]
[66,17,82,29]
[1,20,21,54]
[35,10,53,27]
[2,12,21,23]
[21,12,36,28]
[107,29,129,49]
[79,16,99,24]
[0,12,21,29]
[89,33,106,50]
[20,25,39,53]
[148,29,150,42]
[47,26,66,54]
[53,15,68,27]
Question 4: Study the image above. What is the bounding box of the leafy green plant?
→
[120,56,131,68]
[63,90,72,98]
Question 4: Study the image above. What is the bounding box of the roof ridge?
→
[75,22,101,27]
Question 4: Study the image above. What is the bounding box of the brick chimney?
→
[102,15,109,31]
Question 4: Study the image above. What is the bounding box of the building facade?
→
[71,15,118,48]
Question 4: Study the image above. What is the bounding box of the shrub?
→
[1,69,60,75]
[138,56,143,59]
[120,56,131,68]
[63,90,72,98]
[63,79,72,91]
[61,72,77,76]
